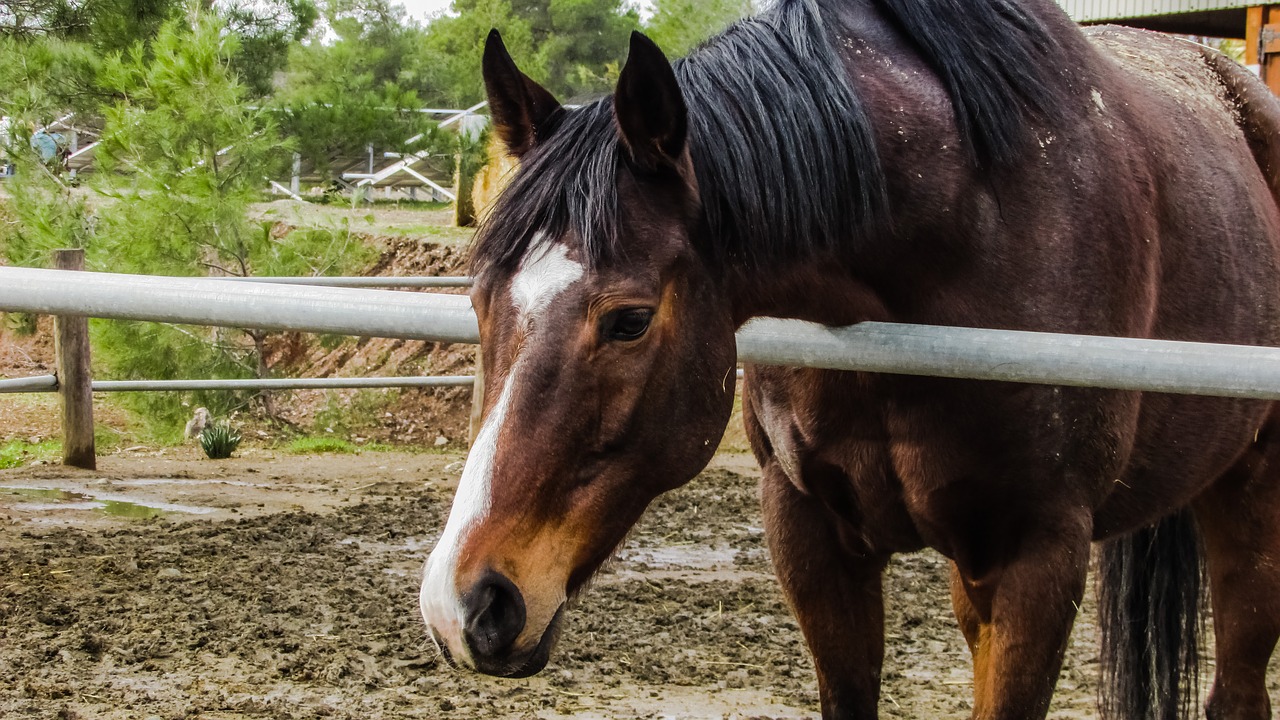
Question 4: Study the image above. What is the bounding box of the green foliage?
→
[0,35,106,119]
[418,0,539,106]
[3,312,40,336]
[94,16,285,235]
[89,319,259,431]
[312,389,396,436]
[80,14,369,434]
[94,424,127,452]
[644,0,757,58]
[86,16,281,429]
[84,0,180,52]
[287,435,357,454]
[0,0,177,51]
[0,37,100,274]
[0,438,61,469]
[200,421,243,459]
[220,0,320,96]
[420,0,637,104]
[272,0,443,180]
[536,0,638,97]
[0,141,93,269]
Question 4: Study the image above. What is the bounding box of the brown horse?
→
[420,1,1280,717]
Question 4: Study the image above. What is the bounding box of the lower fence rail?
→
[0,376,476,394]
[0,374,58,393]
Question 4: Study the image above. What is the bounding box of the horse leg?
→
[950,561,990,711]
[1193,420,1280,720]
[761,462,888,719]
[948,514,1091,720]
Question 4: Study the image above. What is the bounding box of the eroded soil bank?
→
[1,450,1271,719]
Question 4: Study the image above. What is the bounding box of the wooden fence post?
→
[53,249,95,469]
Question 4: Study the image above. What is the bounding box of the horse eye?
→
[602,308,654,342]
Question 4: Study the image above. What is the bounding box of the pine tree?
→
[87,13,369,437]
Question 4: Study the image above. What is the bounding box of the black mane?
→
[472,0,1072,274]
[872,0,1068,165]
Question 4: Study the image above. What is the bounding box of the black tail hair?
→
[1097,509,1205,720]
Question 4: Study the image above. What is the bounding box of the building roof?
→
[1057,0,1251,36]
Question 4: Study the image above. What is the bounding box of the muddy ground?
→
[0,450,1276,719]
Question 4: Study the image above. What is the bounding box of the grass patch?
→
[94,425,127,453]
[390,224,475,245]
[0,439,62,469]
[286,436,360,455]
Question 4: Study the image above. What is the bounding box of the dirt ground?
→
[8,447,1266,720]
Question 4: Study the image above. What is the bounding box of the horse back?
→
[1082,27,1280,346]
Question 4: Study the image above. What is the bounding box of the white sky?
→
[397,0,654,24]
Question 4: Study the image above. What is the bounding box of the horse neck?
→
[722,255,892,329]
[717,18,973,330]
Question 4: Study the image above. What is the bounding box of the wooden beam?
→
[1263,22,1280,55]
[1248,5,1264,66]
[53,249,95,470]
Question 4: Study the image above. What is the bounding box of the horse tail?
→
[1097,509,1205,720]
[1198,46,1280,209]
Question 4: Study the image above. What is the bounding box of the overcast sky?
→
[397,0,654,23]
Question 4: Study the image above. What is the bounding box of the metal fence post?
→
[52,249,95,469]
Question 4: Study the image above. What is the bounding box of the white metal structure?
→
[1058,0,1254,22]
[342,101,490,200]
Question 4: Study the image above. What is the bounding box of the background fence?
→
[7,257,1280,468]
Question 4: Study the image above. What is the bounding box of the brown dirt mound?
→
[266,237,476,445]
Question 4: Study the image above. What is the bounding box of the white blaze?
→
[510,243,585,320]
[420,240,584,664]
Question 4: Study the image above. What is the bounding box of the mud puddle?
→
[2,485,217,520]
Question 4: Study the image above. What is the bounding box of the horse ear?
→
[483,29,562,158]
[614,31,688,172]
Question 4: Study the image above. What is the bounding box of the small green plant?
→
[199,422,242,460]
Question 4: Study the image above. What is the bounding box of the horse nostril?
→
[462,571,527,659]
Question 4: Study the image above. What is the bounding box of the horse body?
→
[420,1,1280,717]
[744,1,1280,565]
[743,10,1280,716]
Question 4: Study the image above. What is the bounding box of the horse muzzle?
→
[425,569,565,678]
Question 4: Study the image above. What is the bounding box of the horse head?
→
[420,30,737,678]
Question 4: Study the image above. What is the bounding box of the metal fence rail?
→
[0,266,480,343]
[0,375,475,394]
[0,374,58,393]
[224,276,473,289]
[737,319,1280,400]
[6,267,1280,401]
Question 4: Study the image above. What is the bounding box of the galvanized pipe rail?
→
[6,266,1280,400]
[0,374,58,393]
[91,376,475,392]
[0,376,475,394]
[223,276,473,289]
[737,319,1280,400]
[0,266,480,343]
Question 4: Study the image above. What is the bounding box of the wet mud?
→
[0,451,1274,719]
